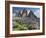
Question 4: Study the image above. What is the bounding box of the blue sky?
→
[12,7,40,18]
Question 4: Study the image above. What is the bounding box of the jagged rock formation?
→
[13,8,40,30]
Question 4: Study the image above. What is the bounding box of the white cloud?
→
[34,10,40,18]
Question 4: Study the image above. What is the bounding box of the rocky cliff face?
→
[13,8,40,29]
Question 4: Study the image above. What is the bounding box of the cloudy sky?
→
[13,7,40,18]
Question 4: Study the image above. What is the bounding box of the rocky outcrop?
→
[13,8,40,29]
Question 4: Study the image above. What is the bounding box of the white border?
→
[10,4,43,34]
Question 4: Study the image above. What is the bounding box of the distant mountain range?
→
[13,8,40,23]
[13,8,40,29]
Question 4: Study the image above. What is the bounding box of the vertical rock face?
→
[22,8,27,17]
[13,8,40,29]
[16,8,27,17]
